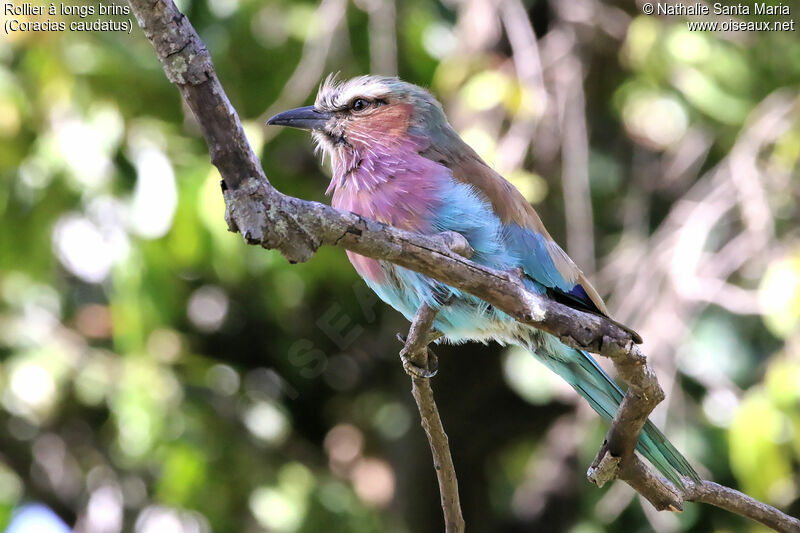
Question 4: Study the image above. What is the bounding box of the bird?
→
[267,74,698,487]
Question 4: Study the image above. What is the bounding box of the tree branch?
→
[685,481,800,533]
[585,339,800,531]
[399,304,464,532]
[127,1,800,531]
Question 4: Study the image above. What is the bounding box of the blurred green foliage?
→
[0,0,799,532]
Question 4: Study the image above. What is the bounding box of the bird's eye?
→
[351,98,369,111]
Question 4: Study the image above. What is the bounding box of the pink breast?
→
[330,134,448,283]
[346,250,384,282]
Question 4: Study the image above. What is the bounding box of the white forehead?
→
[315,75,394,110]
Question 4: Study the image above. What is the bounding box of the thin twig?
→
[497,0,547,171]
[126,1,800,530]
[400,304,464,533]
[257,0,347,139]
[554,36,595,273]
[686,481,800,533]
[355,0,398,76]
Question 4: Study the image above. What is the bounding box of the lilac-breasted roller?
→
[268,75,698,487]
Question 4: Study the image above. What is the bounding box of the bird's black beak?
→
[266,105,332,131]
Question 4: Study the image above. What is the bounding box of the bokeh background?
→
[1,0,800,531]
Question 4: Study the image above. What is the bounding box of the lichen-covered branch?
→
[127,1,800,531]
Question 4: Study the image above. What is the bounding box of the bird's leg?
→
[397,303,441,378]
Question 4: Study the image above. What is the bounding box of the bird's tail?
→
[523,335,699,488]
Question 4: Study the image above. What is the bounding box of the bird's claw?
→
[397,329,440,378]
[400,349,438,378]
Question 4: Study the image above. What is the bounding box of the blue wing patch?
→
[505,224,602,315]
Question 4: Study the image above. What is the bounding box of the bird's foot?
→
[400,348,439,378]
[397,332,439,378]
[397,304,442,379]
[400,350,439,379]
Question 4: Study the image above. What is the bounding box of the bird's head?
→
[267,75,450,160]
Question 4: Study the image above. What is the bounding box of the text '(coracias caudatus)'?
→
[267,75,699,487]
